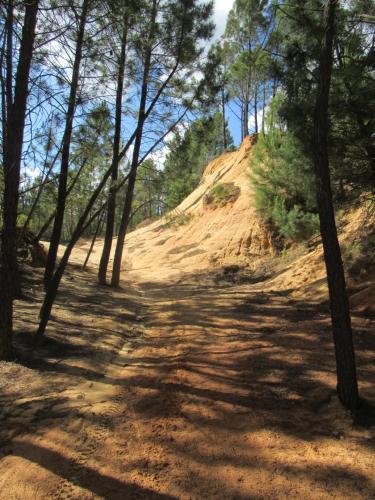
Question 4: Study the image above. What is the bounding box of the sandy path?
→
[1,268,375,498]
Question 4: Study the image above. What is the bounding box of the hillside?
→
[74,136,273,282]
[73,136,374,313]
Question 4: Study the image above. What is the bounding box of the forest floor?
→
[0,258,375,499]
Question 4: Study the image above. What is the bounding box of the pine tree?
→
[224,0,269,139]
[110,0,215,287]
[312,0,358,410]
[44,0,90,287]
[98,0,132,285]
[164,113,234,209]
[0,0,40,360]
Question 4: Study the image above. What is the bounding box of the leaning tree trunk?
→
[98,14,128,285]
[35,157,88,243]
[36,163,114,338]
[44,0,89,287]
[0,0,40,360]
[313,0,359,410]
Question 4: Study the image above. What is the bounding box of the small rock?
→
[332,430,344,440]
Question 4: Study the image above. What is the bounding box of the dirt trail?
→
[1,266,375,499]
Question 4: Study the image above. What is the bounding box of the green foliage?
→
[130,159,165,229]
[251,95,319,242]
[223,0,272,137]
[163,112,234,209]
[204,182,240,208]
[21,102,114,241]
[273,0,375,195]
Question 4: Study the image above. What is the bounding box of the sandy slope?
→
[74,135,273,282]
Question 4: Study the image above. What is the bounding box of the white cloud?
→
[213,0,235,40]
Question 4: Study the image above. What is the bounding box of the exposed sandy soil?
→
[1,140,374,498]
[68,136,274,282]
[1,261,375,499]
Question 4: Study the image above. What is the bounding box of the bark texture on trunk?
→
[313,0,359,410]
[98,15,128,285]
[0,0,40,360]
[44,0,89,287]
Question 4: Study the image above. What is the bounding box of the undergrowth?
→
[204,182,240,208]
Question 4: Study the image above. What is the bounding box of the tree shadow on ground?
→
[13,441,174,499]
[6,265,375,498]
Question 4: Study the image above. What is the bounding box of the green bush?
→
[204,182,240,208]
[250,94,320,243]
[270,198,319,241]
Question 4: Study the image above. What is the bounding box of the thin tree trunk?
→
[241,101,245,142]
[35,157,88,243]
[98,13,128,285]
[37,163,113,338]
[244,95,249,138]
[0,0,40,360]
[83,209,105,270]
[35,94,181,337]
[5,0,13,121]
[111,0,157,288]
[313,0,358,410]
[262,83,266,134]
[21,128,57,237]
[44,0,89,287]
[221,86,227,150]
[254,83,258,134]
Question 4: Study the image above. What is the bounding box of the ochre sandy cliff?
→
[120,136,273,280]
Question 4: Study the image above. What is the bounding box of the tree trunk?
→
[44,0,89,287]
[110,0,157,288]
[36,157,88,243]
[98,13,128,285]
[5,0,13,121]
[37,162,114,338]
[83,209,105,270]
[254,83,258,134]
[221,86,227,150]
[241,101,245,142]
[262,83,266,134]
[244,95,249,138]
[0,0,40,360]
[21,128,56,237]
[313,0,359,411]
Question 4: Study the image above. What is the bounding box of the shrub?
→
[204,182,240,208]
[250,95,320,243]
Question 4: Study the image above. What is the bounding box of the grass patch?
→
[203,182,240,208]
